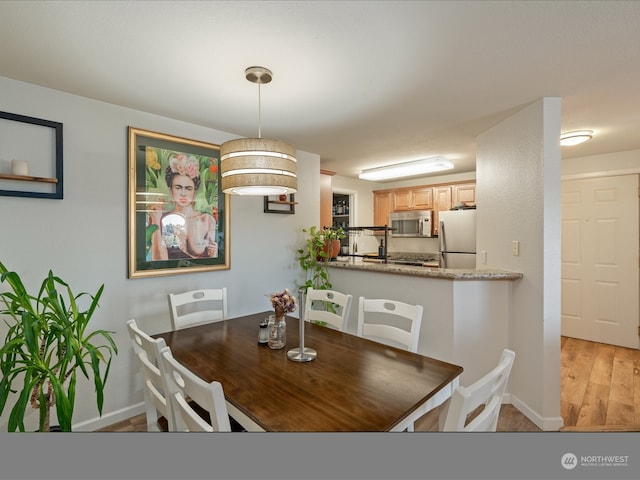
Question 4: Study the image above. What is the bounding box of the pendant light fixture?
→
[220,66,297,195]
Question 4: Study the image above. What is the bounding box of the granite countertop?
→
[328,259,523,281]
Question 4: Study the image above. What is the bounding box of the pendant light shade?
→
[221,138,297,195]
[220,67,297,195]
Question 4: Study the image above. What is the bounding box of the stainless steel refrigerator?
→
[438,208,477,269]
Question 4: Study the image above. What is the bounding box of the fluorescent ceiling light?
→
[560,130,593,146]
[359,156,454,181]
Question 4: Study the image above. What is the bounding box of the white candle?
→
[11,159,29,176]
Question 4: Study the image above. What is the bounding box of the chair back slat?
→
[168,288,228,330]
[357,297,423,352]
[442,348,516,432]
[160,346,231,432]
[304,288,353,332]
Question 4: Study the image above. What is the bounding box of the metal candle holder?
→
[287,288,317,362]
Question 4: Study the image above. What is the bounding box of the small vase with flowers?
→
[268,289,297,349]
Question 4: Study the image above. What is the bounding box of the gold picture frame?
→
[128,127,229,278]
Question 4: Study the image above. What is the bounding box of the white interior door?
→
[561,174,639,349]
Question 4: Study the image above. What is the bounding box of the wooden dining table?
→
[154,311,463,432]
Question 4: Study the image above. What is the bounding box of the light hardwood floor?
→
[560,335,640,431]
[97,336,640,432]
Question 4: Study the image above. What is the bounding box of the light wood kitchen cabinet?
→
[372,180,475,236]
[433,186,452,235]
[392,189,412,210]
[433,182,476,234]
[412,187,433,209]
[392,187,433,211]
[453,183,476,205]
[320,169,335,229]
[373,191,392,233]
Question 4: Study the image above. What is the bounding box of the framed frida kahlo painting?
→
[128,127,229,278]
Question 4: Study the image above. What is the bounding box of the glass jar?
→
[268,314,286,349]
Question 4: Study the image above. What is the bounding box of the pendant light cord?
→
[257,82,262,139]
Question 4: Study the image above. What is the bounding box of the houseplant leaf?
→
[0,261,118,432]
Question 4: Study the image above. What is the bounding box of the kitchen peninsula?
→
[329,259,522,281]
[328,260,522,386]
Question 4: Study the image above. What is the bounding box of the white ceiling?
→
[1,1,639,181]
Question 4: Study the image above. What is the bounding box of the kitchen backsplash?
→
[387,236,439,255]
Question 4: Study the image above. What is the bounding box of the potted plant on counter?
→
[320,226,345,261]
[0,261,118,432]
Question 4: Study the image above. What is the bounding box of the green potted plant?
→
[0,261,118,432]
[298,226,346,325]
[297,226,329,293]
[297,226,346,292]
[297,227,347,325]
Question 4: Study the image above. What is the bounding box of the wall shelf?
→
[332,193,352,250]
[264,194,296,214]
[0,173,59,184]
[0,111,63,199]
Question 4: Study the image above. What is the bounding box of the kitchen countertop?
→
[328,259,523,281]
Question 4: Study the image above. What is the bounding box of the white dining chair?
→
[356,296,423,353]
[304,287,353,332]
[159,345,232,432]
[125,319,174,432]
[440,348,516,432]
[357,296,423,432]
[168,287,228,330]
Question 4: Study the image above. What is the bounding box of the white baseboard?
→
[511,394,564,431]
[72,402,146,432]
[71,396,566,433]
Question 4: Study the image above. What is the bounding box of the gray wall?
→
[476,97,562,430]
[0,76,320,430]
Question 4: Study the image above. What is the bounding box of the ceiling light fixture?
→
[560,130,593,147]
[220,66,297,196]
[358,156,454,181]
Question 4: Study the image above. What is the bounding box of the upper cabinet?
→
[433,186,453,211]
[374,181,475,236]
[453,183,476,206]
[412,187,434,210]
[373,191,392,233]
[433,186,453,235]
[392,187,433,211]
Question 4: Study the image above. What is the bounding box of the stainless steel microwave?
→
[389,210,433,237]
